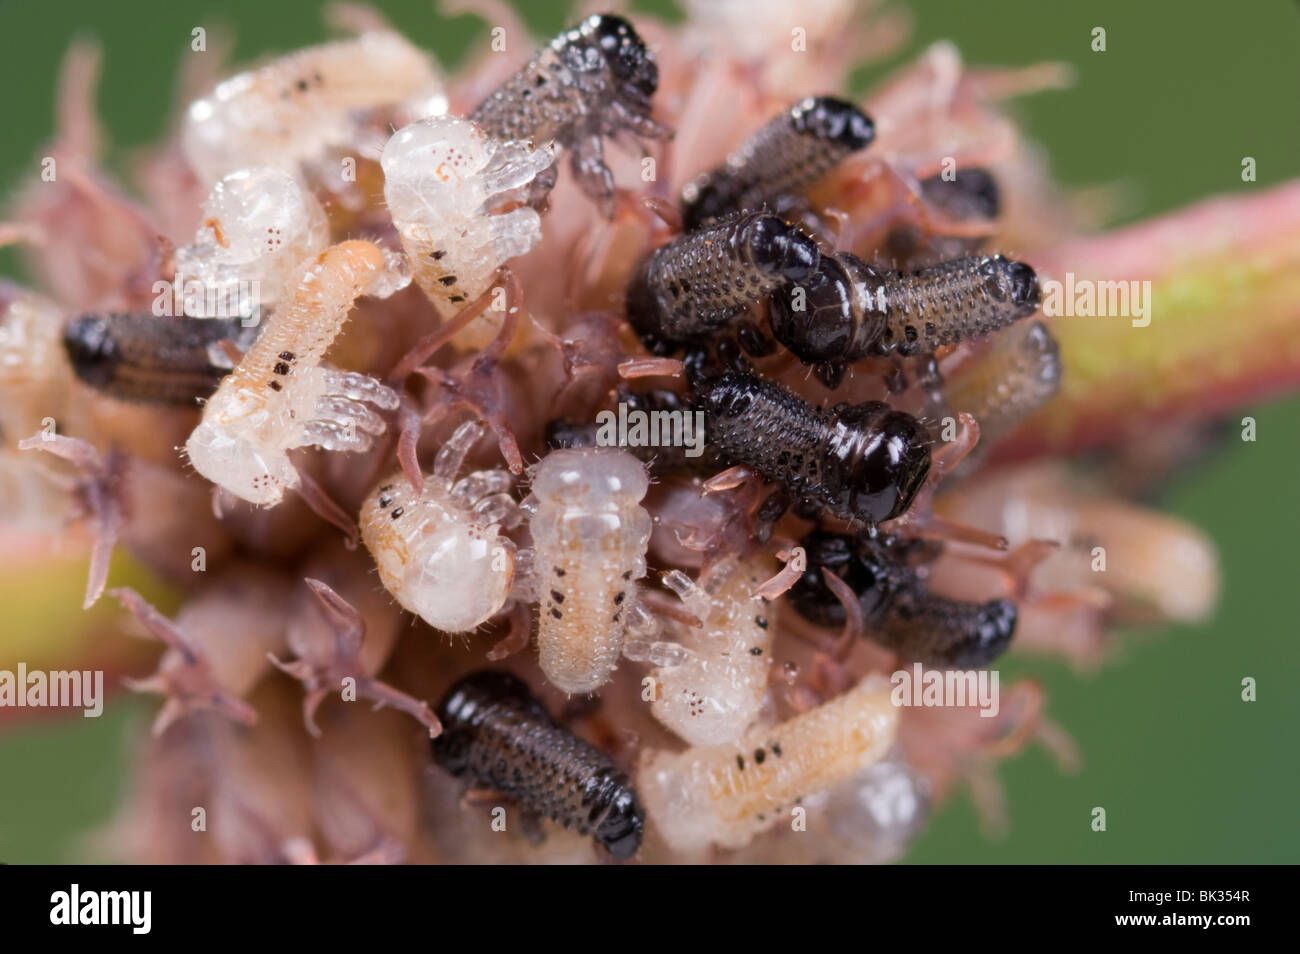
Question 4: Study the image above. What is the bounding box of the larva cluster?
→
[184,240,399,505]
[638,675,900,852]
[526,446,653,695]
[360,420,519,634]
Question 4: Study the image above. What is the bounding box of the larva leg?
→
[570,134,616,218]
[433,419,487,482]
[487,206,544,261]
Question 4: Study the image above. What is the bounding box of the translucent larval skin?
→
[650,556,777,745]
[469,14,669,212]
[681,96,876,230]
[381,115,554,344]
[528,447,652,694]
[0,284,69,441]
[360,422,518,634]
[185,241,398,506]
[639,676,900,852]
[62,313,254,406]
[431,670,645,859]
[944,319,1062,450]
[182,31,443,185]
[173,168,329,317]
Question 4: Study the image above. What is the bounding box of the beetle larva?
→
[681,96,876,229]
[788,530,1016,668]
[943,319,1062,453]
[638,674,899,851]
[172,167,329,318]
[63,312,255,406]
[638,555,777,746]
[769,251,1041,377]
[693,369,931,528]
[182,30,443,185]
[381,114,555,347]
[360,420,520,634]
[625,211,821,352]
[184,240,399,506]
[430,670,644,859]
[469,13,670,214]
[527,446,652,694]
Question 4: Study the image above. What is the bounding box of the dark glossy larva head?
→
[62,314,117,389]
[789,530,897,626]
[840,405,931,523]
[980,255,1040,314]
[769,252,886,362]
[919,167,1001,221]
[790,96,876,150]
[741,213,821,283]
[946,598,1018,669]
[592,780,645,859]
[588,13,658,100]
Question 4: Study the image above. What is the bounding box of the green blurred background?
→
[0,0,1296,863]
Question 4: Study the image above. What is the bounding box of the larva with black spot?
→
[629,554,777,746]
[430,670,644,859]
[638,675,899,852]
[63,313,256,406]
[360,420,520,634]
[184,240,399,506]
[681,95,876,229]
[526,446,652,695]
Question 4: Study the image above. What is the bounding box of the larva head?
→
[532,446,650,508]
[833,402,931,523]
[739,213,822,284]
[769,252,886,363]
[789,530,900,626]
[942,598,1018,669]
[361,474,513,634]
[789,96,876,151]
[919,166,1001,221]
[980,254,1040,315]
[185,420,298,506]
[591,775,645,860]
[382,115,490,212]
[586,14,659,102]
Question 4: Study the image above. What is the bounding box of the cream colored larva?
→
[638,675,900,852]
[182,30,444,185]
[635,556,777,746]
[360,420,520,634]
[527,447,652,695]
[185,240,398,506]
[381,114,556,348]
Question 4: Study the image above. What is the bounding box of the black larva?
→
[681,95,876,230]
[788,530,1016,668]
[625,210,820,352]
[469,13,670,214]
[62,313,255,406]
[430,670,645,859]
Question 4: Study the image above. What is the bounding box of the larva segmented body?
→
[527,447,652,695]
[681,96,876,229]
[693,370,931,527]
[944,319,1062,450]
[788,530,1016,669]
[639,555,777,746]
[173,168,329,318]
[638,675,899,851]
[182,31,443,185]
[62,313,254,406]
[771,252,1041,363]
[430,670,644,859]
[184,240,398,506]
[469,14,669,213]
[625,211,821,351]
[360,420,519,634]
[381,114,555,347]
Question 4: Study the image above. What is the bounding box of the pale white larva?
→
[381,114,556,348]
[360,420,520,634]
[527,447,652,695]
[182,31,444,185]
[172,168,329,318]
[629,555,777,746]
[638,675,900,852]
[184,240,399,506]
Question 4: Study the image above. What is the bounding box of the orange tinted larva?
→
[184,240,399,506]
[638,675,899,851]
[527,447,652,694]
